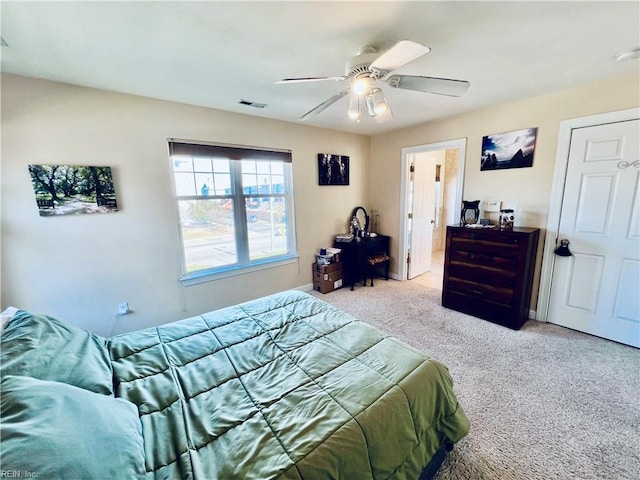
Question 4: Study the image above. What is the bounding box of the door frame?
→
[537,107,640,321]
[398,138,467,282]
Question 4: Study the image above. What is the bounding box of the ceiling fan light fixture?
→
[366,88,389,117]
[347,95,360,121]
[352,76,371,96]
[373,91,389,115]
[374,105,394,123]
[365,93,376,117]
[375,102,390,115]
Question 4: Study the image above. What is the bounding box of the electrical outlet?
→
[117,302,130,316]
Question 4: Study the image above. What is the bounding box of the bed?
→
[1,290,469,479]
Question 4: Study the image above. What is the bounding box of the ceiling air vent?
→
[239,99,267,109]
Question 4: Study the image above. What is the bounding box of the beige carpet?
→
[310,280,640,480]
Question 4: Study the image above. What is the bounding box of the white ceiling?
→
[1,1,638,135]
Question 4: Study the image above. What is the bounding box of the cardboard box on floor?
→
[312,262,343,294]
[314,261,343,274]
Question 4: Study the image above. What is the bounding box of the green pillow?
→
[0,375,146,479]
[0,310,113,395]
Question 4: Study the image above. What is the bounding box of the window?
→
[169,141,296,284]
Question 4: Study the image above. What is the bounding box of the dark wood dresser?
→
[442,226,540,329]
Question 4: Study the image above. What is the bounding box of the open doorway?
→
[398,139,466,288]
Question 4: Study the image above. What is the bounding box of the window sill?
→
[179,255,299,287]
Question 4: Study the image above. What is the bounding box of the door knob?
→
[554,239,573,257]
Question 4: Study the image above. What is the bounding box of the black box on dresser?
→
[442,226,540,330]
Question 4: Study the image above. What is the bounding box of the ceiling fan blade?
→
[386,75,470,97]
[369,40,430,73]
[277,76,346,84]
[299,89,350,121]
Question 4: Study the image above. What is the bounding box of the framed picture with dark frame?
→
[318,153,349,186]
[481,127,537,171]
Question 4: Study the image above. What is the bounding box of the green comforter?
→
[108,290,469,479]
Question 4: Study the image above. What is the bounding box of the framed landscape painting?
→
[28,164,118,216]
[481,128,537,171]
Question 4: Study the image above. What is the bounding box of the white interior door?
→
[548,119,639,347]
[408,153,436,279]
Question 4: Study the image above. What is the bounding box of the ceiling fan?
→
[277,40,470,122]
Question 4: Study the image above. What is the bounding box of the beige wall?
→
[370,72,640,312]
[1,74,370,335]
[3,72,638,333]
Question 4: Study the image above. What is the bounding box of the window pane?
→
[245,197,288,261]
[173,157,193,172]
[241,160,256,174]
[257,174,270,193]
[195,173,213,196]
[178,199,237,271]
[270,162,284,175]
[193,157,212,172]
[174,172,196,196]
[256,161,270,174]
[272,174,285,194]
[242,173,258,195]
[212,158,230,173]
[212,173,231,195]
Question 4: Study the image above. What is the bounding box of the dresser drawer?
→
[443,290,517,327]
[450,229,523,245]
[446,277,514,306]
[450,236,520,259]
[448,262,517,288]
[449,250,519,271]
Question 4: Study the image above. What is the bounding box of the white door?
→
[408,153,436,279]
[548,119,639,347]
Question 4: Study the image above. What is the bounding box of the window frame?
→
[168,140,298,286]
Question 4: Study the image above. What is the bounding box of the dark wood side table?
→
[334,235,391,290]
